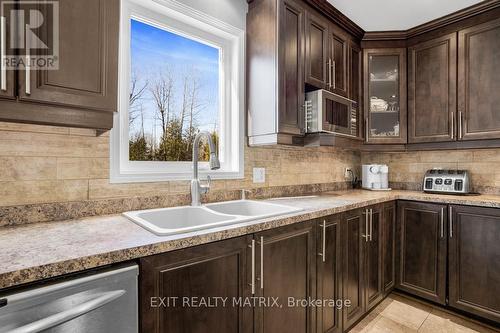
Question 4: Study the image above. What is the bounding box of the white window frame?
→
[110,0,245,183]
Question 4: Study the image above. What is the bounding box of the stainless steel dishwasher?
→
[0,264,138,333]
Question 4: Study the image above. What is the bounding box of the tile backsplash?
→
[0,122,360,207]
[361,149,500,194]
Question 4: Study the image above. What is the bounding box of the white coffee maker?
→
[362,164,390,190]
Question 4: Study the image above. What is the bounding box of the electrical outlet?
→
[345,167,353,179]
[253,167,266,183]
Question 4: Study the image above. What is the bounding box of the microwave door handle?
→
[8,290,125,333]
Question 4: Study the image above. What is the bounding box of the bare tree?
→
[186,74,204,154]
[129,70,147,125]
[149,68,174,137]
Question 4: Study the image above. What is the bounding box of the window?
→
[111,0,244,182]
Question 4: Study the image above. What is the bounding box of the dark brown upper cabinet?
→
[0,0,119,129]
[279,0,306,136]
[349,41,362,138]
[304,11,349,98]
[329,26,348,97]
[140,236,253,333]
[448,205,500,323]
[254,220,316,333]
[19,0,119,113]
[305,10,329,89]
[397,201,447,305]
[458,17,500,141]
[364,48,407,144]
[0,0,15,101]
[247,0,305,145]
[316,216,342,333]
[408,33,457,143]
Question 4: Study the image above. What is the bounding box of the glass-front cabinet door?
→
[364,49,407,144]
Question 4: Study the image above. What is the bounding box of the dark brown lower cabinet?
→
[255,220,316,333]
[397,201,447,305]
[316,215,342,333]
[138,201,500,332]
[364,205,384,312]
[342,204,389,330]
[382,202,396,294]
[139,236,253,333]
[342,208,365,329]
[448,205,500,323]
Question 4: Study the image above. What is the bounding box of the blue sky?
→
[129,19,220,139]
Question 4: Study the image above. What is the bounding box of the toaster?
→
[423,169,471,194]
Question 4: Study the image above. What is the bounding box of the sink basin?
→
[123,200,303,236]
[123,206,241,236]
[206,200,303,218]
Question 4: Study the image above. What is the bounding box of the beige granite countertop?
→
[1,190,500,290]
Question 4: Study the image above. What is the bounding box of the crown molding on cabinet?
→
[247,0,365,39]
[249,0,500,43]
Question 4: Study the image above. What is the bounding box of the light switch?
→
[253,167,266,183]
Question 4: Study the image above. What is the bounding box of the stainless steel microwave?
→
[304,89,358,136]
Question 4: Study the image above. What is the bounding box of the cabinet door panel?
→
[278,0,305,135]
[364,48,407,144]
[18,0,119,112]
[397,201,447,305]
[382,202,396,294]
[255,221,315,333]
[305,11,328,89]
[349,41,362,138]
[0,0,15,100]
[140,236,252,333]
[449,205,500,323]
[329,27,348,97]
[342,209,365,329]
[408,33,457,143]
[458,17,500,140]
[365,206,383,311]
[317,216,342,333]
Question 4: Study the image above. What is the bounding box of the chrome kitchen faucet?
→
[191,132,220,206]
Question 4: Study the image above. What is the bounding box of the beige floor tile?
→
[371,295,399,315]
[418,309,498,333]
[349,313,382,333]
[370,316,418,333]
[378,295,431,330]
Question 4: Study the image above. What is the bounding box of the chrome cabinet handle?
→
[327,58,332,88]
[440,208,444,238]
[449,206,453,238]
[25,43,30,95]
[363,209,370,242]
[450,112,454,140]
[249,240,255,294]
[332,60,336,89]
[365,118,369,141]
[260,236,264,289]
[458,111,463,140]
[319,220,326,262]
[8,290,125,333]
[369,209,373,242]
[1,16,6,91]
